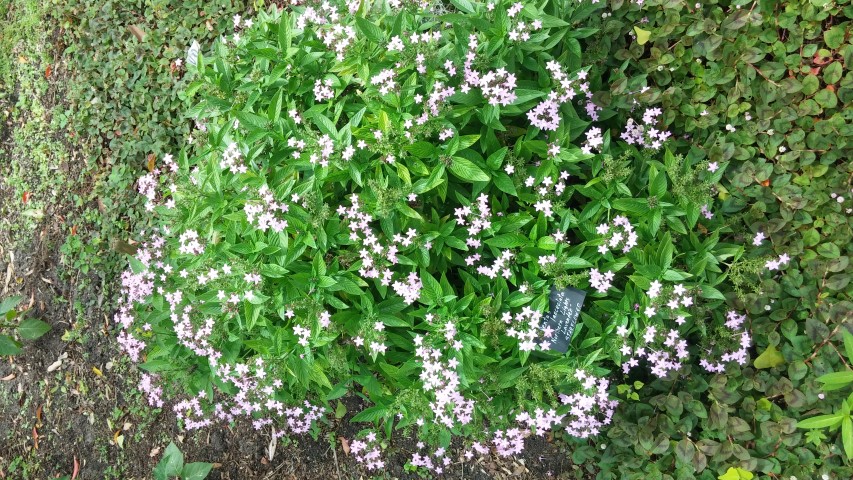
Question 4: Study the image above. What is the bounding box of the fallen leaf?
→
[147,154,156,172]
[70,225,77,236]
[760,179,771,187]
[92,366,103,377]
[339,436,350,455]
[268,425,277,461]
[22,191,29,204]
[149,446,161,458]
[1,373,15,381]
[634,26,652,45]
[36,404,43,427]
[127,25,146,41]
[71,456,79,480]
[754,344,785,369]
[47,359,63,372]
[32,426,38,450]
[45,64,51,78]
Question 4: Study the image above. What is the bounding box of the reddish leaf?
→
[71,456,79,480]
[45,64,51,78]
[22,191,30,204]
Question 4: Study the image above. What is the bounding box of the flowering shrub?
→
[110,0,852,477]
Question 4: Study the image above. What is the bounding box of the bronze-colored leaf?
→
[128,25,146,41]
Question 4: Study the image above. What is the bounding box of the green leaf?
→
[0,295,22,315]
[816,371,853,390]
[17,319,51,340]
[843,331,853,364]
[153,442,184,480]
[485,233,529,248]
[419,271,442,306]
[278,13,292,51]
[335,400,348,419]
[844,417,853,460]
[351,405,387,423]
[753,344,785,369]
[564,257,593,269]
[405,141,435,158]
[649,167,667,198]
[612,198,650,214]
[182,462,213,480]
[718,467,753,480]
[261,264,289,278]
[797,413,844,429]
[634,26,651,45]
[0,335,22,356]
[449,0,475,14]
[355,17,384,43]
[825,25,845,49]
[449,157,490,182]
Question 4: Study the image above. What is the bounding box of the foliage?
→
[797,330,853,461]
[54,0,253,308]
[152,442,213,480]
[0,295,51,356]
[98,0,852,478]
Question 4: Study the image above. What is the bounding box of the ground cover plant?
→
[0,0,851,479]
[111,0,852,478]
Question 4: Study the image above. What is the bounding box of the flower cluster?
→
[410,445,453,474]
[314,78,335,101]
[595,215,638,254]
[220,142,247,174]
[138,154,179,210]
[619,320,689,377]
[764,253,791,271]
[700,311,751,373]
[479,68,518,106]
[589,268,615,293]
[501,305,551,351]
[370,68,396,95]
[338,195,422,303]
[644,281,693,317]
[244,185,289,233]
[351,431,385,471]
[527,62,589,130]
[414,327,474,428]
[139,373,165,408]
[177,229,205,256]
[621,108,671,150]
[559,370,618,438]
[297,3,357,61]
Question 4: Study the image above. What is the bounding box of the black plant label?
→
[540,286,586,353]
